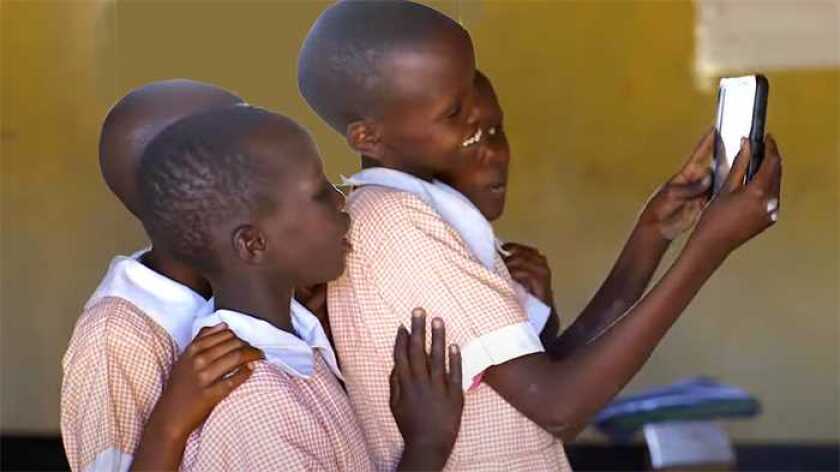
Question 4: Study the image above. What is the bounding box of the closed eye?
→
[314,181,332,201]
[445,102,462,119]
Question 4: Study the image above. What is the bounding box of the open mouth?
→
[339,213,353,253]
[341,236,353,253]
[461,127,483,148]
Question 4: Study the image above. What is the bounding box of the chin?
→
[325,259,347,282]
[304,259,346,288]
[481,200,505,222]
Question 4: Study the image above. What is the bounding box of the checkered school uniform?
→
[328,180,573,471]
[181,302,374,472]
[61,251,209,472]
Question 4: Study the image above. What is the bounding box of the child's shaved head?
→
[140,106,295,271]
[141,105,351,286]
[298,0,468,134]
[99,79,243,217]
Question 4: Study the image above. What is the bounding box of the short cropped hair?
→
[138,105,278,271]
[298,0,466,133]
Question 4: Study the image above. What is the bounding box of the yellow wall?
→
[2,1,837,442]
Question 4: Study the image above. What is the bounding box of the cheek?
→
[278,216,322,257]
[311,216,342,254]
[399,117,462,150]
[436,122,467,148]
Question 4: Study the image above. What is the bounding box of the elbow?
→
[512,378,585,441]
[543,420,577,442]
[539,406,585,442]
[557,423,586,443]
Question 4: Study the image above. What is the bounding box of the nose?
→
[477,142,495,165]
[330,183,347,211]
[477,142,509,176]
[464,89,480,127]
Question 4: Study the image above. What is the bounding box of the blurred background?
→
[1,0,837,469]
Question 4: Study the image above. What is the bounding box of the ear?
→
[232,224,267,265]
[346,120,384,161]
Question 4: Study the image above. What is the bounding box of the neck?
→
[143,247,212,299]
[209,271,294,333]
[360,155,379,170]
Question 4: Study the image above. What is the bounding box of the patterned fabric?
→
[61,250,210,472]
[182,306,373,471]
[192,301,343,381]
[61,297,178,472]
[181,355,374,472]
[342,168,553,335]
[328,185,572,471]
[84,250,210,352]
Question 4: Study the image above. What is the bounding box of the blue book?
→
[594,377,761,441]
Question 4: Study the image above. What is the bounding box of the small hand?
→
[639,129,715,240]
[692,135,782,253]
[152,323,263,439]
[391,308,463,470]
[502,242,554,306]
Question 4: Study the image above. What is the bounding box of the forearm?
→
[130,414,189,472]
[539,306,561,346]
[550,222,670,357]
[487,237,729,438]
[554,238,727,425]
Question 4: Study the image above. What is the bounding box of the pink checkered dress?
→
[61,297,178,471]
[180,305,374,471]
[328,186,572,471]
[61,251,209,472]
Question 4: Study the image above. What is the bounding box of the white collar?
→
[343,168,499,268]
[85,248,211,353]
[343,168,552,334]
[192,299,343,381]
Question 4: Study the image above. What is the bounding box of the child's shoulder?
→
[347,186,445,235]
[347,185,424,213]
[64,296,175,367]
[187,363,353,469]
[79,296,155,329]
[78,297,171,343]
[204,362,324,429]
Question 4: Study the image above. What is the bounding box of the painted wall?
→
[2,0,837,442]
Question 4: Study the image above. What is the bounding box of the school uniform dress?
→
[329,168,573,471]
[61,250,209,472]
[180,300,374,472]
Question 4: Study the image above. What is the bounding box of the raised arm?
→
[484,136,782,441]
